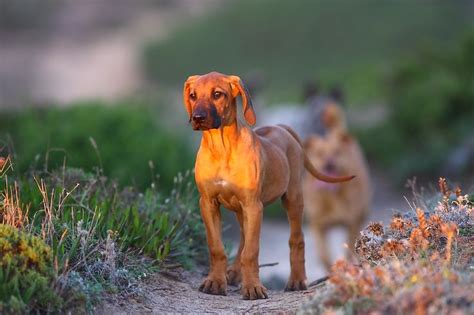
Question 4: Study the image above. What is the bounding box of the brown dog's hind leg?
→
[282,193,308,291]
[227,211,244,285]
[240,201,268,300]
[199,197,228,296]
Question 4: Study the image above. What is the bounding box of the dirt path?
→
[96,267,318,314]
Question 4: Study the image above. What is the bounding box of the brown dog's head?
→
[183,72,256,130]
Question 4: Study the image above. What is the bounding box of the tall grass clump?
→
[0,153,206,313]
[301,178,473,314]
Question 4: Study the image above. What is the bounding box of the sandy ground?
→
[96,266,322,314]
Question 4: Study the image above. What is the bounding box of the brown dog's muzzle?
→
[191,104,222,130]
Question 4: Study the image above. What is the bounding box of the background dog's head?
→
[304,132,354,190]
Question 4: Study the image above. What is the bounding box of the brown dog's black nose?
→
[192,110,207,123]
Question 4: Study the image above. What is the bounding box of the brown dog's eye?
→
[189,92,197,101]
[213,91,223,100]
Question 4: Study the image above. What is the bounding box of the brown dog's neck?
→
[201,119,251,155]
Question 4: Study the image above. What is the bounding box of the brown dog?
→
[303,103,371,271]
[183,72,354,300]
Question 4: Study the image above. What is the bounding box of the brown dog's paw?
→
[285,279,308,291]
[226,268,242,286]
[199,277,227,296]
[241,283,268,300]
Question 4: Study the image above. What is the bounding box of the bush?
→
[0,160,207,312]
[358,33,474,181]
[0,224,62,314]
[301,179,473,314]
[0,101,194,191]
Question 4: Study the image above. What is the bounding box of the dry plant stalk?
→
[1,177,29,228]
[34,177,79,242]
[416,207,429,238]
[0,155,13,176]
[441,222,457,264]
[438,177,451,210]
[438,177,450,197]
[0,157,5,170]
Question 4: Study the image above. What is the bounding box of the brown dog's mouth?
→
[191,121,222,130]
[191,117,222,130]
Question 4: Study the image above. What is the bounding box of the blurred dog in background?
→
[303,102,372,271]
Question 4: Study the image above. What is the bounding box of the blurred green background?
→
[1,0,473,192]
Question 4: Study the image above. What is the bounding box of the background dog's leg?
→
[282,193,308,291]
[240,201,268,300]
[313,225,332,272]
[345,219,363,261]
[227,211,244,285]
[198,197,228,296]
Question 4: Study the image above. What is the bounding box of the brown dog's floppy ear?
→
[183,75,200,121]
[229,75,256,126]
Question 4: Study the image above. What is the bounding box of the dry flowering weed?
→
[301,178,473,315]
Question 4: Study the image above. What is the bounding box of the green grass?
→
[144,0,472,104]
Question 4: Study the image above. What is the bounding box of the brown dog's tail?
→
[278,124,355,183]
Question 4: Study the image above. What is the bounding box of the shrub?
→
[0,101,194,191]
[0,224,62,314]
[301,178,473,314]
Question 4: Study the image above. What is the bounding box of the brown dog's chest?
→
[195,146,262,211]
[196,175,250,211]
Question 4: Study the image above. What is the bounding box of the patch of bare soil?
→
[96,267,318,314]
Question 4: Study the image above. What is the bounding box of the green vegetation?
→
[0,101,194,191]
[357,34,474,181]
[0,155,206,313]
[0,224,61,314]
[144,0,471,103]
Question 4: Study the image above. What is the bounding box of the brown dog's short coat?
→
[183,72,354,300]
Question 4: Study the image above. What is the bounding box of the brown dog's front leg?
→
[227,211,244,286]
[199,197,227,296]
[240,201,268,300]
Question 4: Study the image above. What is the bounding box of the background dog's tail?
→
[278,124,355,183]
